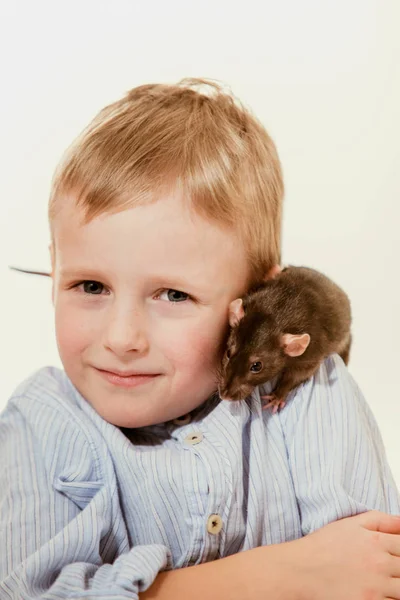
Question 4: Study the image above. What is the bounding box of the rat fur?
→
[217,266,352,412]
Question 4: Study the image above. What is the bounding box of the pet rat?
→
[217,265,352,413]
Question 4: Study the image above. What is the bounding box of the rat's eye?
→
[250,361,263,373]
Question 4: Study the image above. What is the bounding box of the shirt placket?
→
[173,416,230,565]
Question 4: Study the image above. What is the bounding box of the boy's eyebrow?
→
[60,268,107,280]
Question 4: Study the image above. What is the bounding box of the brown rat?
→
[217,265,352,413]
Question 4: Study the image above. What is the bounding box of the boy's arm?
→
[3,373,400,599]
[0,385,300,600]
[0,396,170,599]
[279,353,400,534]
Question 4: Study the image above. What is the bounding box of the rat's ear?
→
[281,333,311,357]
[228,298,245,327]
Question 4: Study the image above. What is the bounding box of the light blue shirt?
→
[1,354,399,599]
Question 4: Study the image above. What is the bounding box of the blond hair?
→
[48,78,284,287]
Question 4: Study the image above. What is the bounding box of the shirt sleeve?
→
[278,353,400,535]
[0,394,172,599]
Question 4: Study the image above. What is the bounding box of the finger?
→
[387,556,400,582]
[385,535,400,558]
[385,575,400,600]
[360,511,400,534]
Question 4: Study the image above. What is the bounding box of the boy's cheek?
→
[54,307,91,355]
[166,319,227,371]
[55,303,227,365]
[55,322,83,363]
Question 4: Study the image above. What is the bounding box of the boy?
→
[1,78,400,600]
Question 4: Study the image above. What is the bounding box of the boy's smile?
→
[50,190,252,428]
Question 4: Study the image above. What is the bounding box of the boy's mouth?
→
[98,367,158,377]
[95,367,160,389]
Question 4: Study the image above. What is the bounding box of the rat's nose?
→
[218,384,251,402]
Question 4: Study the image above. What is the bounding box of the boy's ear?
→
[49,243,55,304]
[49,244,54,271]
[228,298,245,327]
[281,333,311,357]
[264,264,282,281]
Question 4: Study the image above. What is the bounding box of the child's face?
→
[50,191,252,428]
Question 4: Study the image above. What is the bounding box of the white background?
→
[1,1,399,482]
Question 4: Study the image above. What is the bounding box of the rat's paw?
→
[260,394,286,414]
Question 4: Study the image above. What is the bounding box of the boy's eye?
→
[72,281,190,303]
[158,289,190,303]
[77,280,104,295]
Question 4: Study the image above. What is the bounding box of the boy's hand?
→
[289,510,400,600]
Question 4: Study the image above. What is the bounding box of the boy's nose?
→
[102,310,150,355]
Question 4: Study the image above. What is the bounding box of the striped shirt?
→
[1,354,399,599]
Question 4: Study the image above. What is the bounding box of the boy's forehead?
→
[53,193,251,295]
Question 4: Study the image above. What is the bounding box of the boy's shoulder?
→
[3,367,109,496]
[11,364,68,395]
[9,365,80,413]
[267,352,375,438]
[4,366,95,435]
[259,353,352,408]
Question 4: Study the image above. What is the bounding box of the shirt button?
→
[207,514,223,535]
[184,432,203,445]
[173,414,192,425]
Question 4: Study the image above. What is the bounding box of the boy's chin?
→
[68,364,216,428]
